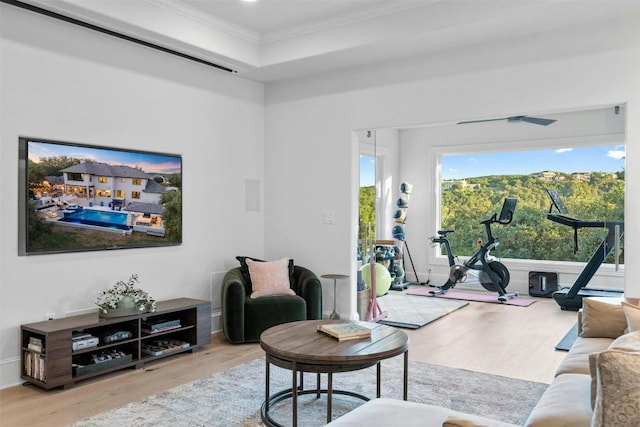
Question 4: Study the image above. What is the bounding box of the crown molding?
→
[261,2,432,45]
[151,0,260,45]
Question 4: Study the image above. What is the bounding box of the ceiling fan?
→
[457,115,557,126]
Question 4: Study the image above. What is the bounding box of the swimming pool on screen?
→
[58,207,132,233]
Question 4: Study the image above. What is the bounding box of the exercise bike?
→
[429,198,518,303]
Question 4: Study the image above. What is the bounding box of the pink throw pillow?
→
[247,257,296,298]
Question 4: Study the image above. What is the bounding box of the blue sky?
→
[360,155,376,187]
[442,145,625,180]
[360,145,625,186]
[28,140,182,174]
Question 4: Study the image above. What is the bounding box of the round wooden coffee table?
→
[259,319,409,427]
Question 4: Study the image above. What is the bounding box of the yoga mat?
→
[555,323,579,351]
[375,292,468,329]
[407,287,537,307]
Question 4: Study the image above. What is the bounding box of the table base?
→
[261,351,408,427]
[261,386,369,427]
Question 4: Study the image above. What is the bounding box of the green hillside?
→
[359,170,624,264]
[441,171,624,263]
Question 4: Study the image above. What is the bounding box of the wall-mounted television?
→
[18,137,182,255]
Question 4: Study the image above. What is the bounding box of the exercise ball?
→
[400,182,413,195]
[392,224,405,240]
[396,195,409,208]
[393,209,407,223]
[360,263,392,296]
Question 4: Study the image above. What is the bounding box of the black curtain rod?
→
[1,0,238,74]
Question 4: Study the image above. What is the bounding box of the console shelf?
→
[20,297,211,390]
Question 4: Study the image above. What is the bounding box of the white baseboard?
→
[0,356,22,390]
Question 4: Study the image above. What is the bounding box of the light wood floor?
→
[0,297,577,427]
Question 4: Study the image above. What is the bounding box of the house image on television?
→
[59,162,173,236]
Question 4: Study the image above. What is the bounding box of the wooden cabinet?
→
[21,298,211,389]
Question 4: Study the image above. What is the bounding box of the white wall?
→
[372,128,400,243]
[0,5,265,388]
[264,16,640,319]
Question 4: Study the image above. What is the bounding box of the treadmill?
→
[545,189,624,311]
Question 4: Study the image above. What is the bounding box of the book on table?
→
[317,322,372,341]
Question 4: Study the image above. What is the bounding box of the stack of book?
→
[24,336,46,381]
[317,322,372,341]
[27,336,43,352]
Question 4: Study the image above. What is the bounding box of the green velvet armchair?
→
[221,265,323,344]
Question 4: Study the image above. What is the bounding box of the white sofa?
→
[327,297,640,427]
[325,398,520,427]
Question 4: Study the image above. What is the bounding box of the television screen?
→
[18,137,182,255]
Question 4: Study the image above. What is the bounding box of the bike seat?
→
[437,229,455,236]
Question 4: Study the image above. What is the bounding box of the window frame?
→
[431,137,625,275]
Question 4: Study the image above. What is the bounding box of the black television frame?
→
[18,137,182,255]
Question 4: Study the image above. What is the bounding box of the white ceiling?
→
[15,0,640,82]
[180,0,412,36]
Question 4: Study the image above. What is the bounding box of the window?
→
[132,178,142,186]
[438,145,625,265]
[359,154,376,245]
[66,172,82,181]
[131,191,141,199]
[98,176,107,184]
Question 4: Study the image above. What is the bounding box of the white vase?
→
[117,295,136,309]
[99,296,140,318]
[357,288,371,321]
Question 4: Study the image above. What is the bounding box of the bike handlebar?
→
[498,210,514,224]
[480,210,514,226]
[481,198,517,226]
[433,198,516,240]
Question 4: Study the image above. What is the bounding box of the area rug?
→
[375,290,468,329]
[408,287,537,307]
[555,323,579,351]
[70,356,547,427]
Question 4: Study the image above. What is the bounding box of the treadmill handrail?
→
[545,214,622,229]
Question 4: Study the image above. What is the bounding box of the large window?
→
[439,145,625,265]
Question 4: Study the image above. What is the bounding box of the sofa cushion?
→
[555,336,612,376]
[622,301,640,331]
[589,330,640,409]
[592,349,640,427]
[609,329,640,351]
[325,398,519,427]
[588,352,598,409]
[243,294,306,342]
[524,373,592,427]
[443,417,489,427]
[580,297,627,339]
[246,257,296,298]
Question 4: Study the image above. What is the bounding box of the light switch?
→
[323,211,335,225]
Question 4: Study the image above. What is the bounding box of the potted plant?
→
[96,274,156,317]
